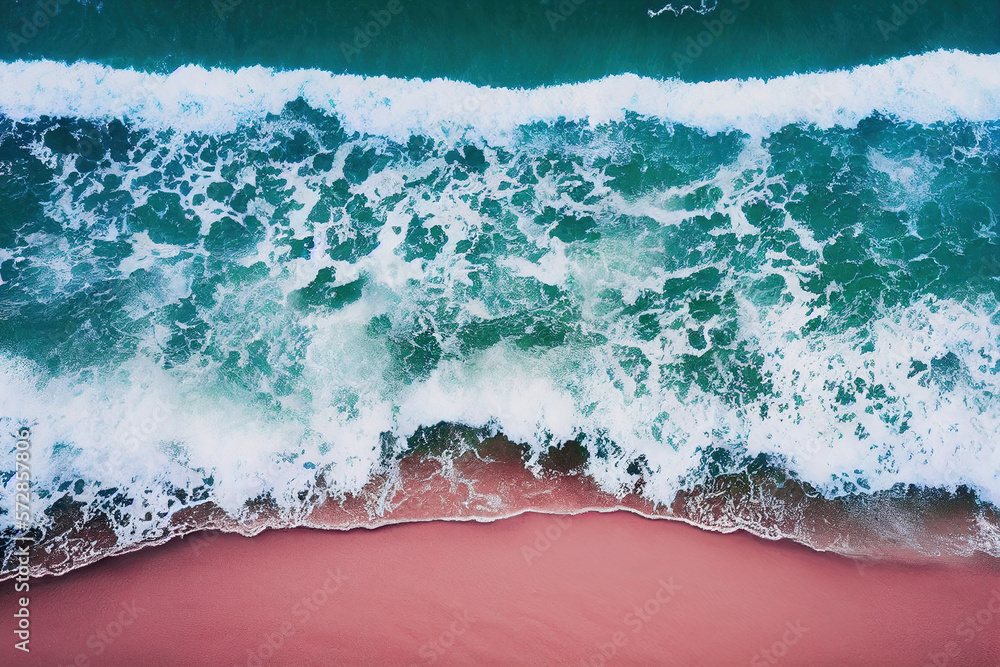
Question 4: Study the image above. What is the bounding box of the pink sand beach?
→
[4,511,1000,666]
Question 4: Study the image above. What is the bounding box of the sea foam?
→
[2,49,1000,568]
[0,50,998,142]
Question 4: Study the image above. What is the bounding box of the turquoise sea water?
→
[1,0,998,83]
[2,1,1000,565]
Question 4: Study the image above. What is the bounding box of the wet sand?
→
[17,438,999,583]
[3,511,1000,666]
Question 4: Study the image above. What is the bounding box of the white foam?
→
[0,50,999,142]
[648,1,719,18]
[3,55,1000,556]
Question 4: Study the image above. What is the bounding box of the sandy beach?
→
[4,511,1000,666]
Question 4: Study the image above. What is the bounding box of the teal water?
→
[2,1,1000,564]
[2,0,998,83]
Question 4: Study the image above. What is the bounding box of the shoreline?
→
[4,510,1000,666]
[7,435,1000,582]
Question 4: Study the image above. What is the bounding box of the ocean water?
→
[2,0,1000,570]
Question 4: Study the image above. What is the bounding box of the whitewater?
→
[1,48,999,568]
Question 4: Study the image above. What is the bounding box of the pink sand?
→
[4,511,1000,666]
